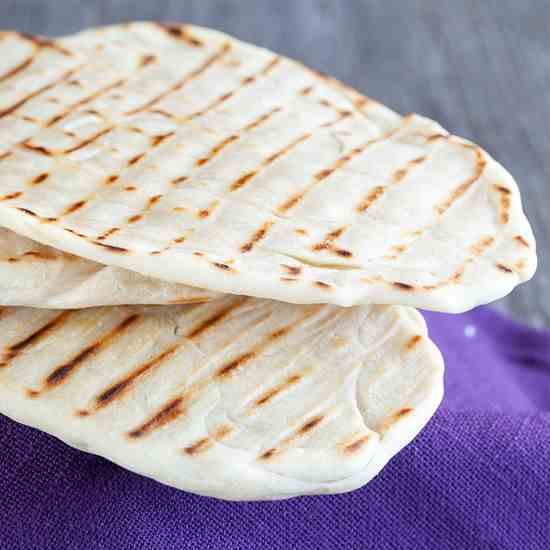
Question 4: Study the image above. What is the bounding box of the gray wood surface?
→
[1,0,548,326]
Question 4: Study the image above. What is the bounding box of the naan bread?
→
[0,23,536,311]
[0,296,443,500]
[0,227,219,307]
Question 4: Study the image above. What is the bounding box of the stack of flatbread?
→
[0,22,536,500]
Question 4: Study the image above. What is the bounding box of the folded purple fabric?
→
[1,306,549,549]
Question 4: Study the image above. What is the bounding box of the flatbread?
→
[0,23,536,312]
[0,296,443,500]
[0,227,219,307]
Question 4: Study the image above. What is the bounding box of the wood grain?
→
[1,0,548,326]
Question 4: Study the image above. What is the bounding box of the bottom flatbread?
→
[0,296,443,500]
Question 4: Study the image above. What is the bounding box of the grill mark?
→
[216,309,317,379]
[343,435,371,454]
[151,132,175,147]
[470,236,495,256]
[128,214,142,223]
[282,264,302,276]
[0,67,79,118]
[128,153,145,166]
[496,263,514,273]
[515,235,530,248]
[197,200,220,219]
[18,33,72,56]
[183,425,233,455]
[252,374,302,407]
[64,126,113,154]
[196,135,239,166]
[36,314,141,393]
[97,227,120,241]
[493,184,512,224]
[259,414,326,461]
[146,194,162,210]
[21,141,53,156]
[127,397,186,438]
[230,133,311,191]
[125,43,231,115]
[30,172,49,185]
[105,174,119,185]
[172,176,188,186]
[46,79,125,127]
[62,199,87,216]
[212,262,234,271]
[314,281,332,290]
[392,282,415,291]
[0,56,34,83]
[311,226,352,258]
[392,155,427,183]
[95,344,181,409]
[93,241,129,253]
[405,335,422,351]
[278,123,404,213]
[186,300,245,340]
[435,148,487,215]
[243,106,282,131]
[140,54,157,67]
[240,220,274,253]
[0,151,12,161]
[357,186,385,213]
[0,191,23,201]
[156,23,204,47]
[1,311,72,367]
[17,207,38,216]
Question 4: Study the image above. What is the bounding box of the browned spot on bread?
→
[196,134,239,166]
[393,282,415,291]
[126,43,231,115]
[0,191,22,201]
[2,311,72,366]
[357,186,385,212]
[405,335,422,351]
[343,435,370,454]
[281,277,298,283]
[240,220,274,253]
[140,54,157,67]
[18,33,72,56]
[65,227,88,238]
[470,236,495,256]
[76,410,90,418]
[436,148,487,215]
[396,407,413,418]
[127,214,143,224]
[300,85,314,96]
[63,200,87,216]
[515,235,530,248]
[124,185,137,191]
[298,415,324,434]
[496,263,514,273]
[261,56,281,75]
[30,172,49,185]
[0,151,12,161]
[93,242,129,253]
[7,257,17,263]
[127,397,186,439]
[0,56,34,83]
[173,235,187,244]
[241,75,256,85]
[0,67,79,118]
[282,265,302,276]
[253,374,302,407]
[194,251,204,257]
[22,251,54,260]
[259,448,278,460]
[151,132,175,147]
[156,23,204,47]
[315,281,332,290]
[214,424,233,439]
[515,259,527,270]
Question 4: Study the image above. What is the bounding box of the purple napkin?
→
[1,306,549,549]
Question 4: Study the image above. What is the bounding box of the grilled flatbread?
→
[0,227,219,307]
[0,296,443,500]
[0,23,536,311]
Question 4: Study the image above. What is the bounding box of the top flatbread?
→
[0,22,536,312]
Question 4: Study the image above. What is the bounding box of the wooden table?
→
[3,0,548,326]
